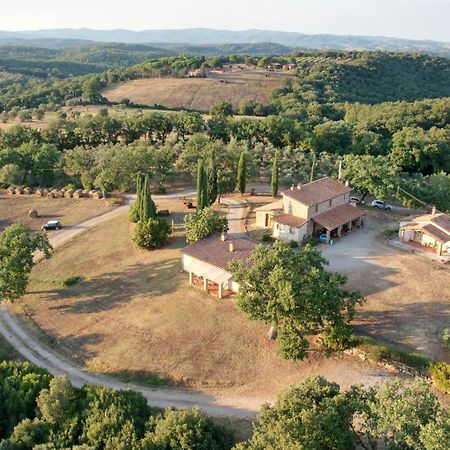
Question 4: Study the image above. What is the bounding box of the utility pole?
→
[338,157,343,181]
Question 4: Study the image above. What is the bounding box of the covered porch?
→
[400,224,449,256]
[312,204,365,244]
[187,260,234,299]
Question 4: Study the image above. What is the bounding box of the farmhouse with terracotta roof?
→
[255,177,365,244]
[181,233,257,298]
[399,210,450,256]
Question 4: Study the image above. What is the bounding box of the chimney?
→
[431,205,437,215]
[297,183,302,190]
[221,231,227,241]
[345,180,350,187]
[228,241,235,253]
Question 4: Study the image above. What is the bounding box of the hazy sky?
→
[1,0,449,42]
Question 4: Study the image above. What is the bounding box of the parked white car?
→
[371,200,392,211]
[350,196,363,204]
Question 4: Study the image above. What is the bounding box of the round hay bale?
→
[23,187,33,195]
[64,189,75,198]
[93,191,104,200]
[82,189,89,197]
[29,209,38,219]
[47,191,57,198]
[7,188,15,195]
[88,190,96,198]
[73,189,84,199]
[35,188,44,196]
[42,189,49,196]
[54,190,64,198]
[15,187,24,195]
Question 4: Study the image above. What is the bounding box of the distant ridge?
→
[0,28,449,55]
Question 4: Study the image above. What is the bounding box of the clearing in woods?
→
[7,197,400,406]
[103,69,291,111]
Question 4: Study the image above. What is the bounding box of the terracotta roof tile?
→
[182,234,257,270]
[273,213,308,228]
[422,224,450,243]
[282,177,351,206]
[431,214,450,234]
[312,203,365,230]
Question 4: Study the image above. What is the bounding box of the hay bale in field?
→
[29,209,38,219]
[15,187,24,195]
[23,187,33,195]
[54,190,64,198]
[93,191,104,199]
[88,190,96,198]
[64,189,75,198]
[7,188,15,194]
[42,189,49,196]
[47,190,57,198]
[35,188,44,196]
[73,189,84,199]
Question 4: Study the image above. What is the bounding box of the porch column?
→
[400,230,404,243]
[189,271,193,285]
[337,226,342,237]
[348,220,352,232]
[326,229,331,244]
[218,283,223,299]
[437,242,443,256]
[203,277,208,292]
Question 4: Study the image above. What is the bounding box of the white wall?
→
[273,222,307,243]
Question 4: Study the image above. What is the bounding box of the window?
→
[315,204,318,213]
[329,199,332,207]
[289,227,294,234]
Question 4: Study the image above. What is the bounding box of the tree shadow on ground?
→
[30,257,181,315]
[354,300,450,362]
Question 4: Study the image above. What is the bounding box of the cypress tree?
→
[141,174,157,221]
[208,147,218,206]
[129,174,142,223]
[271,149,279,198]
[196,159,209,211]
[237,150,246,195]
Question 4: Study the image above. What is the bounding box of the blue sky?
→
[1,0,449,41]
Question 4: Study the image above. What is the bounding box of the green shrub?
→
[184,207,228,243]
[62,276,82,287]
[430,362,450,393]
[133,219,171,250]
[384,228,399,240]
[108,196,126,206]
[321,324,353,351]
[289,240,299,248]
[261,233,273,243]
[441,328,450,348]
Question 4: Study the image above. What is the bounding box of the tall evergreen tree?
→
[237,150,246,195]
[129,174,142,223]
[208,148,218,206]
[271,149,279,197]
[196,159,209,211]
[140,174,156,221]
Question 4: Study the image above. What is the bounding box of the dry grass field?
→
[103,70,290,111]
[0,192,114,231]
[10,197,395,402]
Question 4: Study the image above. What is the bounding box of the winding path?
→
[0,189,257,418]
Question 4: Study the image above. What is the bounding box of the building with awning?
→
[399,212,450,256]
[258,177,365,245]
[181,233,257,298]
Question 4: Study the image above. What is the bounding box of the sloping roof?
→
[273,213,308,228]
[313,204,365,230]
[182,234,257,270]
[422,224,450,243]
[282,177,351,206]
[404,213,450,238]
[432,214,450,234]
[254,200,283,212]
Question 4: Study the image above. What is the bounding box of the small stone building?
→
[399,211,450,256]
[181,233,257,299]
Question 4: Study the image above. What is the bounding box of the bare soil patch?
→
[103,70,289,112]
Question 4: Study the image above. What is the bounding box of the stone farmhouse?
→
[399,210,450,256]
[255,177,365,244]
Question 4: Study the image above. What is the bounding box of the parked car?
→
[371,200,392,211]
[350,196,363,204]
[41,220,62,231]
